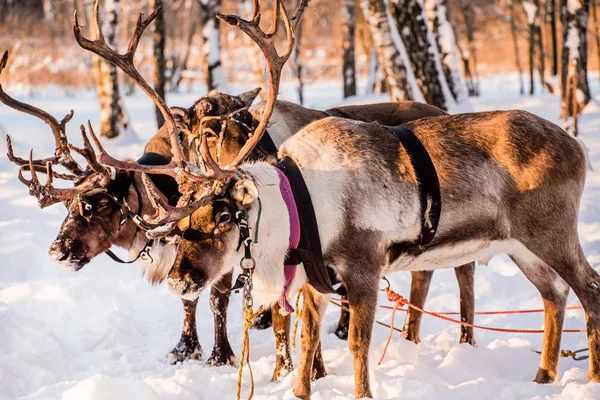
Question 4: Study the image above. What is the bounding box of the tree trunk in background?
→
[390,0,452,110]
[197,0,225,92]
[359,0,415,101]
[509,0,525,95]
[592,0,600,81]
[547,0,559,76]
[523,0,538,94]
[240,0,266,100]
[86,0,129,139]
[342,0,357,98]
[560,0,591,114]
[424,0,468,104]
[150,0,166,128]
[459,0,479,96]
[292,15,304,105]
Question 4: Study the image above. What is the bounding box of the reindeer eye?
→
[217,212,231,225]
[97,200,110,209]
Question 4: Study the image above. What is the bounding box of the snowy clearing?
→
[2,77,600,399]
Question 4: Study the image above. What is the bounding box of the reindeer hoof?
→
[459,334,477,347]
[534,368,557,384]
[334,324,348,341]
[251,308,272,330]
[271,365,293,382]
[206,348,236,367]
[311,365,327,382]
[401,328,421,344]
[167,341,203,364]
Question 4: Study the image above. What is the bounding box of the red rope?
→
[377,288,587,364]
[330,297,583,315]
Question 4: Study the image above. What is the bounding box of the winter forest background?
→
[5,0,600,399]
[0,0,595,137]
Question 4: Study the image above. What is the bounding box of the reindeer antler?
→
[1,51,84,178]
[134,0,310,225]
[73,0,235,183]
[0,50,114,207]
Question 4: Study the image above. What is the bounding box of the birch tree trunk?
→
[359,0,415,101]
[390,0,453,110]
[509,0,525,95]
[546,0,559,76]
[197,0,225,92]
[150,0,166,128]
[292,16,304,105]
[86,0,129,138]
[560,0,591,114]
[592,0,600,81]
[240,0,266,100]
[459,0,479,96]
[425,0,468,103]
[342,0,357,98]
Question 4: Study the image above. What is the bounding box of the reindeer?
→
[0,0,473,381]
[95,4,595,400]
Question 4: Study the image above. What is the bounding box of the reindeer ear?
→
[231,179,259,206]
[237,87,262,107]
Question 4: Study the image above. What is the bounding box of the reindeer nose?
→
[48,238,73,262]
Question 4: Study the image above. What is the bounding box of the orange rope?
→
[330,297,583,315]
[377,288,587,364]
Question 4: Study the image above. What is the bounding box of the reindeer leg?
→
[508,252,568,383]
[293,285,328,399]
[311,341,327,381]
[402,270,433,343]
[252,307,273,330]
[271,302,293,381]
[345,272,378,399]
[168,298,203,363]
[207,271,236,366]
[518,239,600,383]
[454,262,476,346]
[334,291,350,341]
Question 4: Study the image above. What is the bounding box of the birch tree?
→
[240,0,266,100]
[342,0,357,98]
[359,0,416,101]
[197,0,225,92]
[458,0,479,96]
[389,0,455,110]
[425,0,468,103]
[150,0,166,128]
[85,0,129,138]
[560,0,591,115]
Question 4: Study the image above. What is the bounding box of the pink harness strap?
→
[275,168,301,313]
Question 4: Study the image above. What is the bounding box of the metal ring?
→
[240,257,256,270]
[380,277,391,292]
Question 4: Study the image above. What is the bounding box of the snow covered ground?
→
[2,76,600,399]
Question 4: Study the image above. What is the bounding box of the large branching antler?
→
[1,51,113,207]
[73,0,234,183]
[1,51,84,178]
[136,0,310,226]
[217,0,308,168]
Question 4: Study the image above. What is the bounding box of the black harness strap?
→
[275,157,336,294]
[385,125,441,245]
[256,131,279,156]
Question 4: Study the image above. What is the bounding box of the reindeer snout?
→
[48,238,86,271]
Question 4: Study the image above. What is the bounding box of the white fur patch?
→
[130,235,178,285]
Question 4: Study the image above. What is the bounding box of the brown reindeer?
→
[100,5,595,400]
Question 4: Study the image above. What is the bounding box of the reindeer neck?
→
[232,162,309,306]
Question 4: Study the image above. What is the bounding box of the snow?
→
[2,76,600,399]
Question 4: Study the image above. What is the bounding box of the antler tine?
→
[217,0,309,169]
[0,51,84,175]
[67,124,110,175]
[141,173,218,225]
[73,1,190,175]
